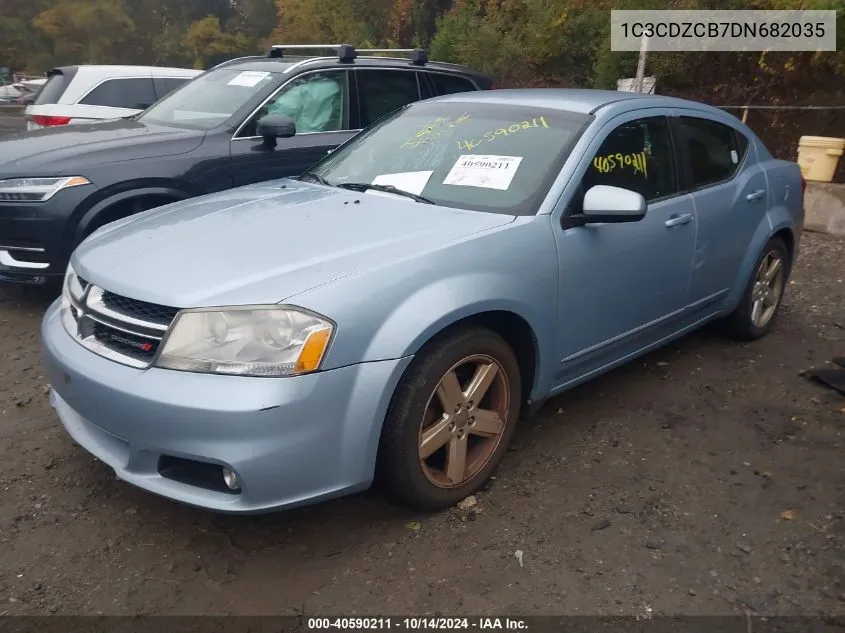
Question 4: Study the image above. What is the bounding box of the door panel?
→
[552,112,697,384]
[677,116,766,306]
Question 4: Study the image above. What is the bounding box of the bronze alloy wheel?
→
[418,354,510,488]
[750,249,786,329]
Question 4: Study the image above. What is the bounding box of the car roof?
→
[432,88,724,116]
[214,55,486,79]
[54,65,200,77]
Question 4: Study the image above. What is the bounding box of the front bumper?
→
[0,186,93,284]
[41,300,413,513]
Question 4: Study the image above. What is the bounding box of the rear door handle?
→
[665,213,693,228]
[746,189,766,201]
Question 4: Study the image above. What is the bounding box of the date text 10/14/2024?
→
[307,617,529,630]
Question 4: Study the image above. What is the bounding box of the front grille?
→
[101,291,179,326]
[64,276,179,369]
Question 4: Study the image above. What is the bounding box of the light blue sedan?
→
[41,89,804,513]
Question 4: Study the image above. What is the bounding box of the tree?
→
[33,0,135,65]
[181,15,253,69]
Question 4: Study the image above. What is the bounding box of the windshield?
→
[139,67,285,130]
[311,101,590,215]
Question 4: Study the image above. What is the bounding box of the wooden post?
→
[741,106,749,123]
[634,35,648,93]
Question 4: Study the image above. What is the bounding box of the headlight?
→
[0,176,91,202]
[156,306,334,377]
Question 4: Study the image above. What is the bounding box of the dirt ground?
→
[0,233,842,617]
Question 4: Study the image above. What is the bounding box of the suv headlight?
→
[156,306,334,377]
[0,176,90,202]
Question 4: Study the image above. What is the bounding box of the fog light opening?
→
[222,468,241,491]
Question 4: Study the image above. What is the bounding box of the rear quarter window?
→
[33,72,72,105]
[430,73,478,96]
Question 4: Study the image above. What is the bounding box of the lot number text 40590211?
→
[307,617,528,630]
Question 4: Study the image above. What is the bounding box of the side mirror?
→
[573,185,647,225]
[257,113,296,149]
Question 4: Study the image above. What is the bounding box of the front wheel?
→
[377,326,522,509]
[724,236,790,341]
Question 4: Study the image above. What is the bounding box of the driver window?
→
[580,116,677,204]
[237,70,350,138]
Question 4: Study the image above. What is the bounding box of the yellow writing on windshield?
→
[456,116,548,151]
[592,151,648,179]
[400,113,471,149]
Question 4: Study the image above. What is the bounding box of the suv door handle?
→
[665,213,693,227]
[746,189,766,201]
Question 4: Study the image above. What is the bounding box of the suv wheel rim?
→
[418,354,510,489]
[751,250,785,328]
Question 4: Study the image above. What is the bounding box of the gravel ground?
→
[0,232,842,617]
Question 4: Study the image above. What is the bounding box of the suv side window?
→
[237,70,350,138]
[357,69,420,128]
[679,116,747,189]
[430,73,477,96]
[78,77,157,109]
[153,77,191,100]
[581,116,678,203]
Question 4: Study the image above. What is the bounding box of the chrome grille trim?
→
[86,286,169,333]
[62,271,176,369]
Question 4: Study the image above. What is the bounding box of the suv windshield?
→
[311,101,590,215]
[139,67,286,130]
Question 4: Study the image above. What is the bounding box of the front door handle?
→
[665,213,693,228]
[746,189,766,201]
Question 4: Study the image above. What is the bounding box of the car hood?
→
[0,118,204,172]
[73,180,516,308]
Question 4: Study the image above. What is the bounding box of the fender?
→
[722,208,795,312]
[73,185,193,245]
[361,272,553,402]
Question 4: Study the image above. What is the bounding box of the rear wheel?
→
[378,326,521,509]
[724,236,790,341]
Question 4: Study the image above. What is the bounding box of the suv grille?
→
[101,291,180,326]
[62,273,180,369]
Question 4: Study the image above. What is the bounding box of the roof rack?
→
[266,44,428,65]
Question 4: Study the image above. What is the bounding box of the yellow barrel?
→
[797,135,845,183]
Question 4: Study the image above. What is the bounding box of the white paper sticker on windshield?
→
[443,155,523,190]
[228,71,270,87]
[730,149,739,164]
[372,171,434,195]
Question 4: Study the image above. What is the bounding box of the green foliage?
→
[1,0,842,113]
[182,15,252,68]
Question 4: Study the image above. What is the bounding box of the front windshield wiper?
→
[335,182,434,204]
[299,171,330,186]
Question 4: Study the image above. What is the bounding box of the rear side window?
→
[78,77,157,110]
[153,77,191,100]
[679,116,748,189]
[430,73,477,96]
[357,69,421,127]
[33,72,72,105]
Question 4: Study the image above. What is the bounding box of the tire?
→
[724,236,790,341]
[377,326,522,509]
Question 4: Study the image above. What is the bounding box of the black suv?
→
[0,44,491,285]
